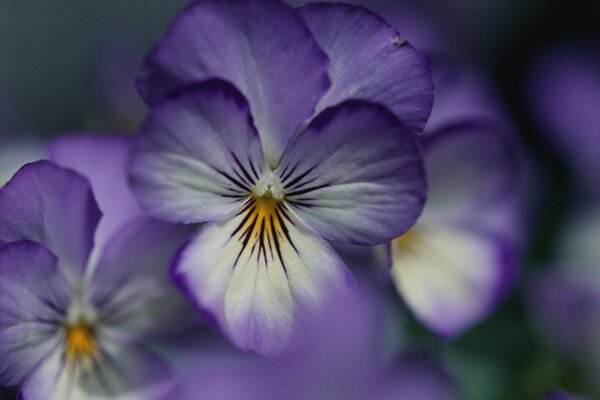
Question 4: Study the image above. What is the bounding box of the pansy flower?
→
[0,135,194,399]
[130,0,432,355]
[385,57,520,337]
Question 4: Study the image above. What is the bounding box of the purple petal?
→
[172,203,354,356]
[0,241,68,386]
[130,80,265,224]
[0,137,47,187]
[378,353,458,400]
[421,120,519,237]
[49,134,143,252]
[298,3,433,135]
[137,0,330,166]
[90,217,196,338]
[279,101,426,245]
[425,56,510,135]
[390,226,515,337]
[528,49,600,192]
[0,161,101,279]
[529,268,600,359]
[19,344,176,400]
[544,389,590,400]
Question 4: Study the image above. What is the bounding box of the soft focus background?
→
[1,1,599,399]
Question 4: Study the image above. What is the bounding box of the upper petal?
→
[49,134,143,252]
[421,120,519,235]
[298,3,433,135]
[0,241,68,386]
[0,161,101,280]
[390,224,515,337]
[130,80,265,224]
[279,101,426,245]
[0,137,47,187]
[172,201,353,356]
[137,0,330,166]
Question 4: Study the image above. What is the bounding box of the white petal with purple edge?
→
[173,200,353,356]
[278,101,426,245]
[130,81,266,224]
[298,3,433,135]
[390,224,513,337]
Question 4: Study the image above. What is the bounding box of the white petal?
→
[390,224,513,337]
[174,200,353,356]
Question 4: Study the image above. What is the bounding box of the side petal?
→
[49,134,142,252]
[137,0,330,166]
[172,202,353,356]
[390,225,515,337]
[0,161,101,280]
[19,344,175,400]
[0,241,68,386]
[298,3,433,135]
[90,217,197,339]
[279,101,426,245]
[421,121,519,232]
[130,80,266,224]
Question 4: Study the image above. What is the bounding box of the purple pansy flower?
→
[130,0,432,355]
[0,134,194,399]
[387,57,520,337]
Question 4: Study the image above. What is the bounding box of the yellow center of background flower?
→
[64,322,99,362]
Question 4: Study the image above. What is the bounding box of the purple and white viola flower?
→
[385,57,520,337]
[130,0,432,355]
[0,135,194,399]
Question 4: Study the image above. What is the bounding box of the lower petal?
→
[173,202,354,356]
[390,224,514,337]
[20,344,175,400]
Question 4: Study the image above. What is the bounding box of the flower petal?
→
[544,390,590,400]
[19,344,175,400]
[298,3,433,135]
[137,0,330,166]
[0,137,47,187]
[421,121,519,235]
[130,80,265,224]
[90,217,196,338]
[279,101,426,245]
[172,201,353,356]
[0,161,101,280]
[390,225,515,337]
[49,134,142,252]
[0,241,68,386]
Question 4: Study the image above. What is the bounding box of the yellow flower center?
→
[392,228,422,253]
[64,322,99,362]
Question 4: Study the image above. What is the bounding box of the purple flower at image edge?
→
[0,134,196,399]
[130,0,432,355]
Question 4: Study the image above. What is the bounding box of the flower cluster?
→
[0,0,596,399]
